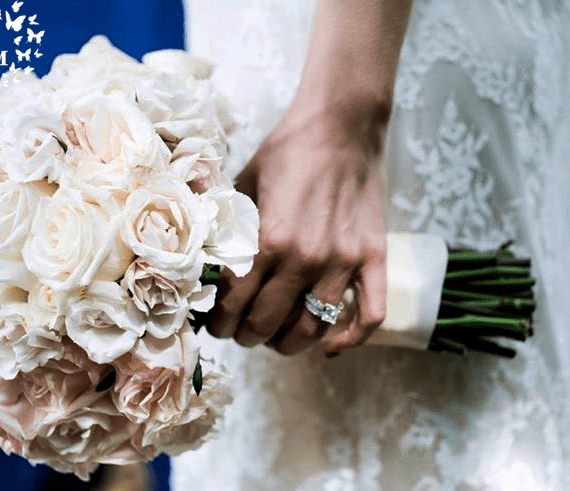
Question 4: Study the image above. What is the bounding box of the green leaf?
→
[201,270,220,282]
[52,134,67,153]
[192,358,203,396]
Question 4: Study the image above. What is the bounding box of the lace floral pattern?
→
[174,0,570,489]
[391,97,518,248]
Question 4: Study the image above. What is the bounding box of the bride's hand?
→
[206,0,414,355]
[206,97,388,356]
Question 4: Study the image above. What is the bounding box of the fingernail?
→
[325,351,340,359]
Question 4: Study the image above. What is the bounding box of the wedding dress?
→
[173,0,570,489]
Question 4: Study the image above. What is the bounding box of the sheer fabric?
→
[173,1,570,489]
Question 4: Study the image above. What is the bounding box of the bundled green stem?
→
[429,242,535,358]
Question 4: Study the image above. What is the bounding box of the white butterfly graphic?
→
[27,27,44,44]
[28,14,38,25]
[13,77,20,84]
[14,36,22,46]
[0,10,2,20]
[24,66,34,74]
[16,48,30,62]
[11,1,23,13]
[34,49,42,58]
[9,62,21,73]
[6,11,26,32]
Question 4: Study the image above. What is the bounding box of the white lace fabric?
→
[174,0,570,489]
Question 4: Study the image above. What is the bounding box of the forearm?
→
[296,0,414,125]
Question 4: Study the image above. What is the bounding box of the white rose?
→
[132,68,233,147]
[201,186,259,277]
[121,175,216,274]
[27,282,66,331]
[22,187,133,292]
[0,303,63,380]
[43,35,152,99]
[141,49,237,135]
[187,282,217,314]
[0,179,56,290]
[60,91,171,191]
[0,97,68,184]
[28,403,144,480]
[121,257,217,339]
[0,337,110,441]
[65,281,145,363]
[169,136,231,193]
[147,365,232,454]
[121,258,198,339]
[0,72,44,128]
[142,50,213,80]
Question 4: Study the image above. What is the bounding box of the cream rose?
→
[121,258,216,339]
[121,174,217,274]
[23,398,144,479]
[112,322,203,445]
[169,136,231,193]
[0,303,63,380]
[112,323,198,428]
[60,91,171,191]
[0,179,56,291]
[43,35,152,99]
[22,187,133,292]
[0,100,68,184]
[121,259,192,339]
[0,338,106,440]
[135,77,226,144]
[201,186,259,277]
[0,424,26,459]
[147,365,232,454]
[19,340,145,479]
[65,281,145,364]
[27,282,67,331]
[142,49,213,81]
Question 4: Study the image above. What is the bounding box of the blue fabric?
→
[1,0,184,77]
[0,0,183,488]
[0,452,171,490]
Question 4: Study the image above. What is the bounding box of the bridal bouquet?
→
[0,33,535,481]
[0,36,258,479]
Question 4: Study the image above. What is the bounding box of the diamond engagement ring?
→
[304,293,345,325]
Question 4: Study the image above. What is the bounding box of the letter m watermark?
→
[0,51,7,66]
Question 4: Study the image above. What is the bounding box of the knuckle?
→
[295,243,329,271]
[206,318,235,339]
[216,292,240,317]
[242,315,274,340]
[259,228,290,258]
[335,243,362,269]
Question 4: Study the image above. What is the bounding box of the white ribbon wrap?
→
[324,233,448,351]
[369,233,448,350]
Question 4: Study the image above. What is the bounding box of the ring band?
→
[304,292,345,325]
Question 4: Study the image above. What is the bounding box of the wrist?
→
[288,83,391,156]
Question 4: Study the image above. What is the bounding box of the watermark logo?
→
[0,1,45,88]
